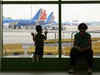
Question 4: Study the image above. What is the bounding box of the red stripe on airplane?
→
[40,10,47,21]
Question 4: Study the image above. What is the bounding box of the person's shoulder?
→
[74,32,79,39]
[85,32,91,36]
[76,32,79,35]
[85,32,91,38]
[75,32,80,36]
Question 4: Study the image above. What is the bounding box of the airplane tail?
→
[32,9,41,22]
[38,9,47,25]
[45,12,55,24]
[32,8,47,25]
[39,9,47,21]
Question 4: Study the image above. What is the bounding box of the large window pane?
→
[62,4,100,57]
[3,4,58,58]
[62,0,99,1]
[3,0,58,1]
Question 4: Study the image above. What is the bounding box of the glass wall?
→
[62,4,100,57]
[3,0,58,1]
[62,0,98,1]
[3,4,59,58]
[2,1,100,58]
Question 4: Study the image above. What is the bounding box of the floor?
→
[0,72,100,75]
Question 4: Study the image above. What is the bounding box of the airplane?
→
[3,17,18,29]
[37,9,47,25]
[41,12,58,30]
[45,12,55,24]
[15,8,47,26]
[3,18,16,24]
[3,8,47,27]
[3,9,58,30]
[15,10,57,29]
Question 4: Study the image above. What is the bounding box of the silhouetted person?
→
[69,23,93,73]
[31,25,48,62]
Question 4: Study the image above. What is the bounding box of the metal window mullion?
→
[58,2,62,58]
[0,3,3,71]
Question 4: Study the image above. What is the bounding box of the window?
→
[3,4,59,58]
[2,0,100,59]
[62,4,100,57]
[62,0,98,1]
[3,0,58,1]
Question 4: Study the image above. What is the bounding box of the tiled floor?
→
[0,72,100,75]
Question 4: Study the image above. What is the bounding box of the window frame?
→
[1,0,100,58]
[1,0,100,72]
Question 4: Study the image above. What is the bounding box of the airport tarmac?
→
[3,30,100,44]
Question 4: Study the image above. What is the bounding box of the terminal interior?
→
[1,0,100,75]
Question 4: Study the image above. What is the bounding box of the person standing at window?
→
[31,25,48,62]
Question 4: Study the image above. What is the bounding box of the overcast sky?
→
[3,0,58,1]
[3,4,58,22]
[62,0,100,1]
[3,4,100,23]
[62,4,100,22]
[3,0,100,1]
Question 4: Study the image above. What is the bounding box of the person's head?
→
[36,25,42,33]
[78,23,88,32]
